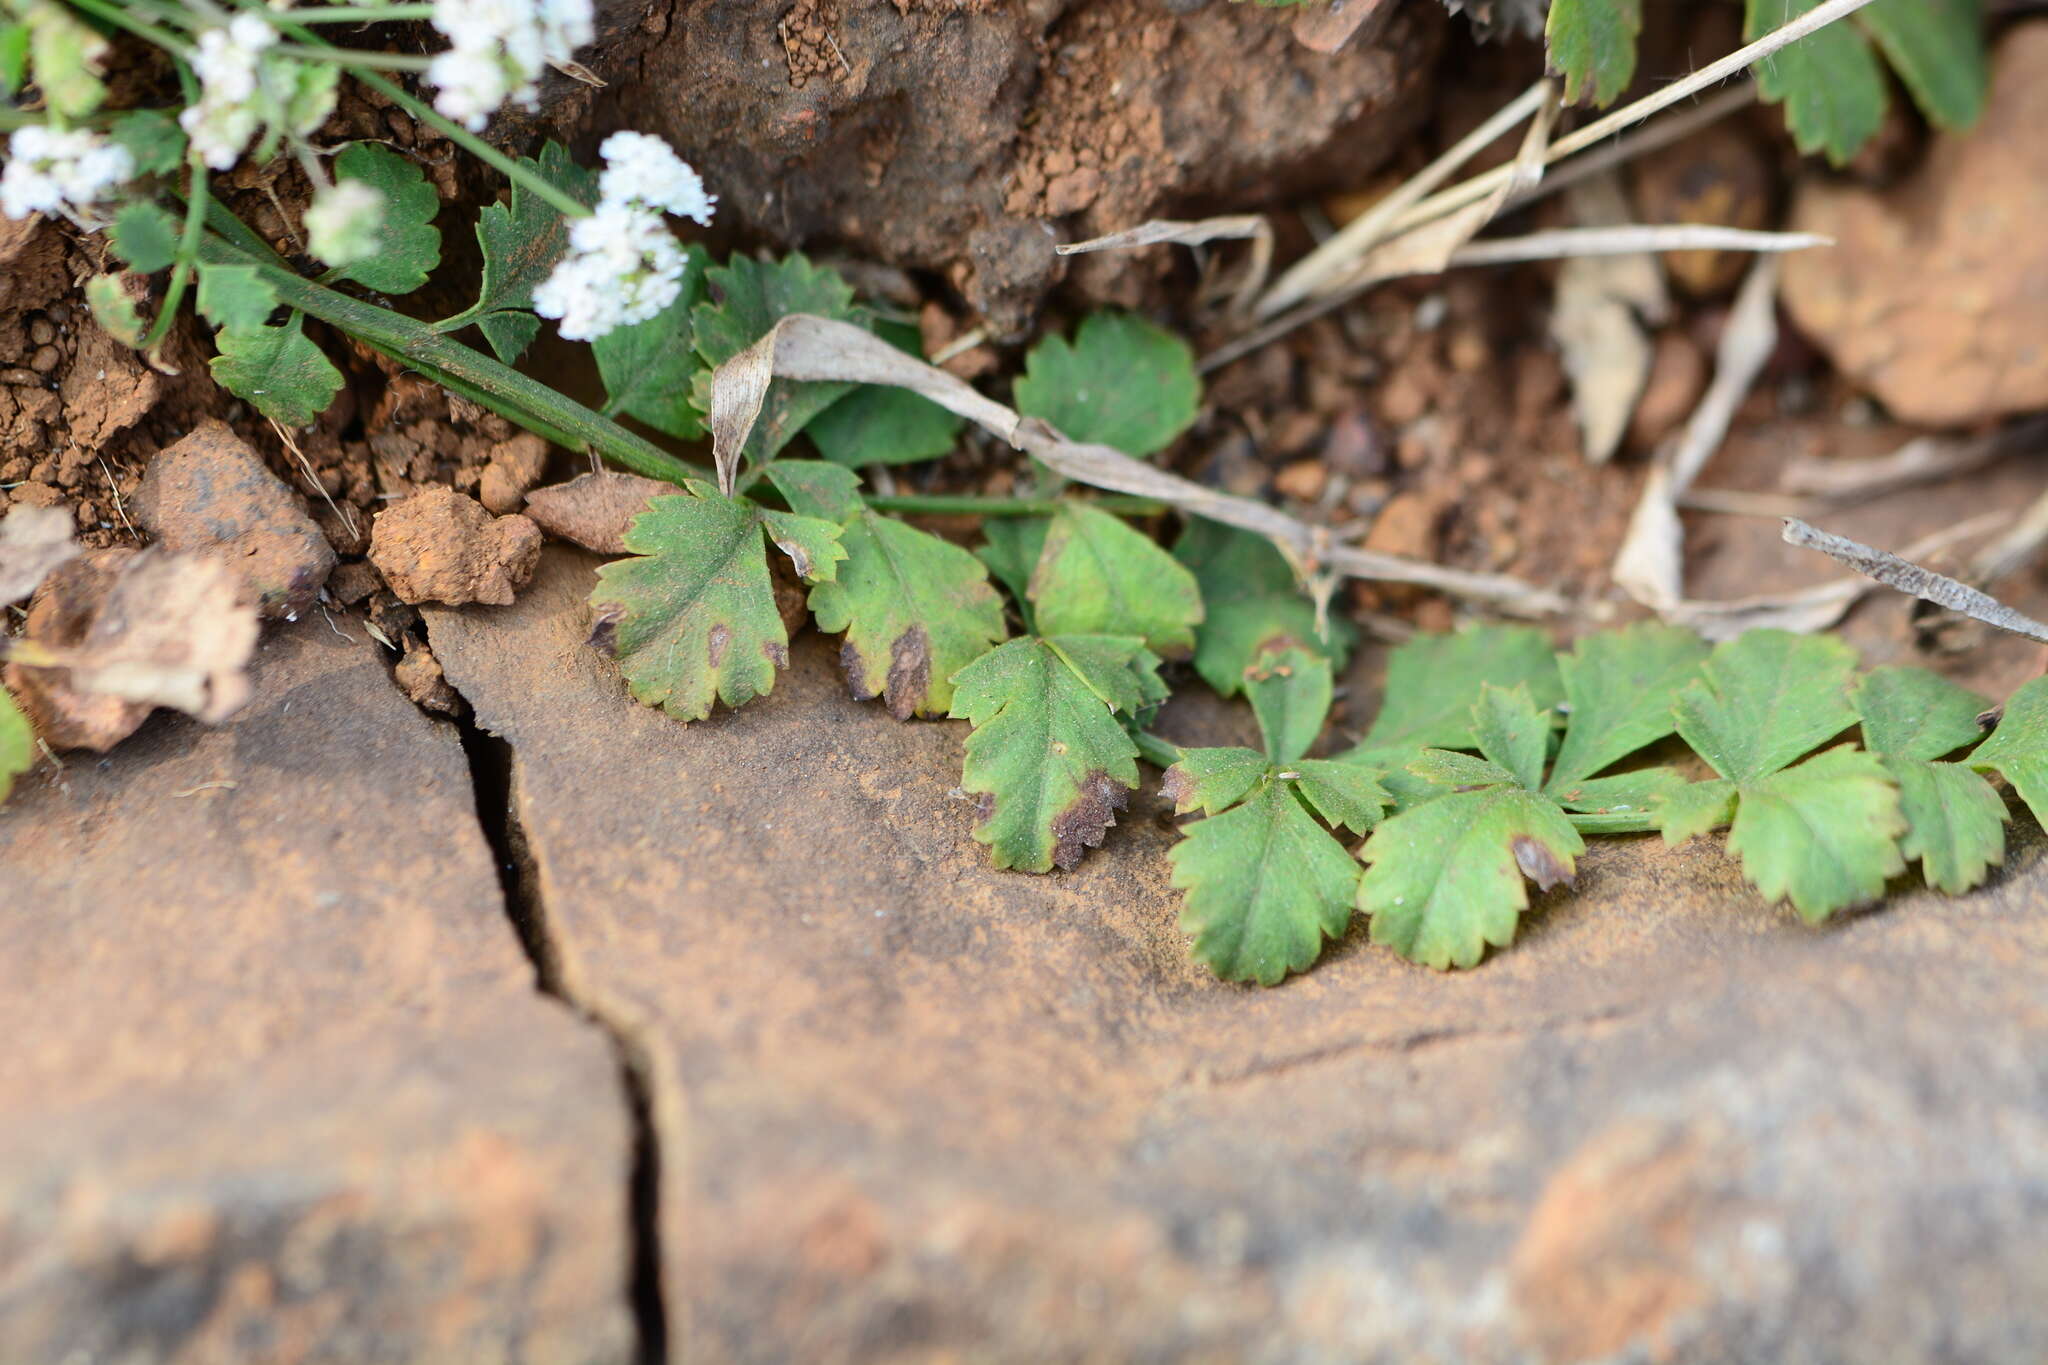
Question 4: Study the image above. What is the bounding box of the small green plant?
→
[2,0,2040,996]
[1545,0,1986,162]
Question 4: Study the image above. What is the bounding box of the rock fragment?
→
[477,433,551,516]
[1,551,152,751]
[1780,23,2048,426]
[130,419,335,619]
[370,487,541,606]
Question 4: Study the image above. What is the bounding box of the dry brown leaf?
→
[1549,175,1667,466]
[10,551,259,723]
[1612,256,1779,611]
[523,471,675,555]
[0,504,80,605]
[711,314,1567,615]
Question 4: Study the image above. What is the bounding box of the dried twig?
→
[1612,256,1779,611]
[1781,416,2048,501]
[710,315,1567,615]
[1056,216,1274,316]
[1257,79,1552,317]
[1670,514,2006,640]
[1383,0,1880,242]
[1783,517,2048,644]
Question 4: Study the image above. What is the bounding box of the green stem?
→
[1135,731,1184,769]
[196,228,696,485]
[261,5,440,21]
[865,493,1166,518]
[63,0,191,53]
[142,154,210,353]
[277,43,431,70]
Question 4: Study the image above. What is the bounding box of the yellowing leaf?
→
[589,491,844,723]
[948,634,1153,872]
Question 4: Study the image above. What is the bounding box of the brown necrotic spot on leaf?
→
[1514,836,1576,893]
[763,639,789,668]
[1050,771,1131,871]
[1159,764,1194,811]
[885,626,931,722]
[708,622,731,667]
[587,603,624,656]
[840,638,877,701]
[973,789,996,824]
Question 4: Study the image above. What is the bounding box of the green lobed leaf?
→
[948,634,1152,872]
[1170,780,1360,985]
[1883,756,2006,895]
[1346,625,1562,764]
[1657,778,1739,844]
[978,516,1050,612]
[1406,749,1519,789]
[1289,759,1388,836]
[0,685,32,805]
[764,463,1007,720]
[1852,666,2005,893]
[1028,502,1204,657]
[1674,629,1859,784]
[1746,0,1890,164]
[593,247,712,439]
[1245,645,1332,766]
[589,491,843,723]
[1013,311,1200,458]
[1857,0,1986,133]
[110,201,179,273]
[109,110,186,176]
[1359,785,1584,970]
[806,319,963,467]
[209,315,345,428]
[0,22,26,98]
[1547,623,1708,793]
[1724,746,1905,922]
[463,141,599,362]
[1554,767,1687,834]
[1853,665,1989,762]
[692,253,864,466]
[1174,518,1355,697]
[26,0,105,119]
[1162,746,1269,817]
[1969,676,2048,830]
[85,274,145,348]
[1472,683,1550,794]
[1546,0,1642,106]
[326,142,442,295]
[196,263,279,334]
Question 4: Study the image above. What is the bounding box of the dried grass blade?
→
[1782,517,2048,644]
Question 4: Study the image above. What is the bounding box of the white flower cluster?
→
[180,15,338,172]
[428,0,595,131]
[1,126,135,223]
[305,181,385,267]
[532,132,716,342]
[183,15,277,170]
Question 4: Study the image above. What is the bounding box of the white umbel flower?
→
[305,181,385,267]
[531,201,686,341]
[530,132,716,341]
[1,126,136,223]
[181,14,280,169]
[429,0,594,129]
[597,131,716,226]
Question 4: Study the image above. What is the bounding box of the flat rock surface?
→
[0,621,635,1363]
[1782,22,2048,427]
[432,550,2048,1365]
